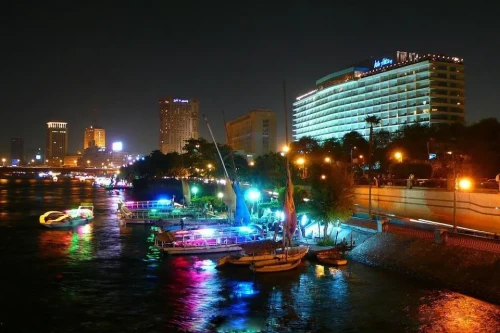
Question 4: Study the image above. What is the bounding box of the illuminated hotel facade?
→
[45,122,68,166]
[159,98,199,154]
[293,52,465,142]
[226,109,277,157]
[84,126,106,149]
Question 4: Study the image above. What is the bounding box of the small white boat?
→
[216,246,309,268]
[250,259,302,273]
[39,204,94,228]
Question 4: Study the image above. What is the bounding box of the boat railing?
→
[121,200,175,210]
[121,208,181,220]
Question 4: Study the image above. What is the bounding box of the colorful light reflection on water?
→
[0,180,499,332]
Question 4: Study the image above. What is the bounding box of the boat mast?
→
[222,110,238,180]
[203,114,230,179]
[283,81,290,253]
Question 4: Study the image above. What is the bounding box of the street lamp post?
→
[453,173,471,233]
[350,146,357,165]
[1,158,5,167]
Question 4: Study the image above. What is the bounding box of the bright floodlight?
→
[112,142,123,151]
[458,178,472,190]
[217,192,224,199]
[247,189,260,201]
[191,186,199,194]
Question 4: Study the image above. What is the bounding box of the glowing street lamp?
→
[191,186,199,197]
[1,158,5,166]
[283,145,290,153]
[394,152,403,163]
[249,161,255,166]
[217,191,224,203]
[458,178,472,190]
[247,188,261,217]
[324,157,331,163]
[453,176,472,232]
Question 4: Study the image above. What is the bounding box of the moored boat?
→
[317,257,348,266]
[154,225,264,255]
[250,259,301,273]
[216,245,309,268]
[316,251,348,266]
[39,203,94,228]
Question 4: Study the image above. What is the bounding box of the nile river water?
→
[0,179,499,333]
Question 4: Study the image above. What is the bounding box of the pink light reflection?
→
[165,257,221,331]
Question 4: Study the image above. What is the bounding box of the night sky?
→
[1,2,497,157]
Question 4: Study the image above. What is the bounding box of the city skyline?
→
[1,3,497,156]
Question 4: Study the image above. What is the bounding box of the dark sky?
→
[0,2,496,157]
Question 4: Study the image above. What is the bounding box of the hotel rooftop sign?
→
[373,57,393,69]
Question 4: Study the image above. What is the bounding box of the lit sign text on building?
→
[173,99,189,103]
[373,58,393,69]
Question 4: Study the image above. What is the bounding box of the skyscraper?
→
[159,98,199,154]
[84,126,106,149]
[46,122,68,165]
[226,109,277,156]
[10,137,24,166]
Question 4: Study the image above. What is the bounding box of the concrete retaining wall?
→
[353,186,500,234]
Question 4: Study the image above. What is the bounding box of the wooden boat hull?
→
[250,259,301,273]
[217,246,309,268]
[317,257,347,266]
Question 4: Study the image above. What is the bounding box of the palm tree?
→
[365,116,381,218]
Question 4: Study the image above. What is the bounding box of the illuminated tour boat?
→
[153,226,265,255]
[39,203,94,228]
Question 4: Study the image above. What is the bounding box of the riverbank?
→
[347,232,500,304]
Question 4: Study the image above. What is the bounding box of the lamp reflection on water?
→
[416,291,500,333]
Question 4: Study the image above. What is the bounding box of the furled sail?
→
[283,166,297,242]
[181,178,191,206]
[234,180,251,225]
[222,177,236,213]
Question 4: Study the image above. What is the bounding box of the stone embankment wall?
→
[348,232,500,304]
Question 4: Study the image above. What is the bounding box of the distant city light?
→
[112,142,123,151]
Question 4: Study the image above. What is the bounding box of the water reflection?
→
[417,291,500,333]
[68,224,93,261]
[0,181,499,333]
[38,229,73,259]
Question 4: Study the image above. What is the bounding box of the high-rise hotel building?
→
[84,126,106,149]
[159,98,199,154]
[293,51,465,142]
[45,122,68,165]
[226,109,277,157]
